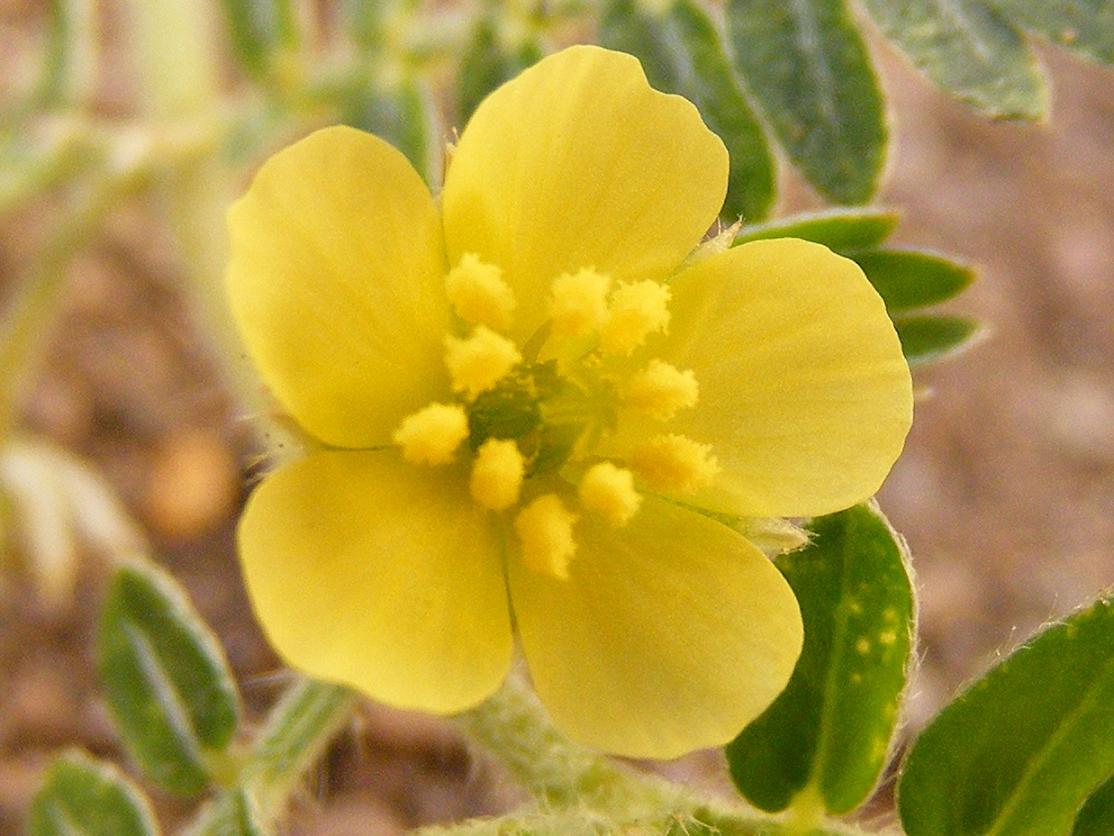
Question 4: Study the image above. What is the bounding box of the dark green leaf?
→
[727,504,915,814]
[457,13,544,124]
[600,0,776,221]
[733,208,899,253]
[860,0,1046,119]
[1074,774,1114,836]
[29,751,159,836]
[894,314,985,366]
[854,249,975,311]
[219,0,299,81]
[898,597,1114,836]
[98,560,240,795]
[727,0,887,204]
[987,0,1114,64]
[344,79,443,188]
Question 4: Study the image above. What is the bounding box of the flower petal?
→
[508,496,802,759]
[238,451,512,713]
[227,126,451,448]
[659,238,913,517]
[443,45,728,342]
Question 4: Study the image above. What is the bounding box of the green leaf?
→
[860,0,1046,119]
[853,249,975,311]
[1074,774,1114,836]
[898,597,1114,836]
[98,559,241,796]
[987,0,1114,65]
[600,0,776,221]
[733,207,899,253]
[344,79,443,189]
[192,788,269,836]
[457,13,544,123]
[219,0,299,81]
[727,0,887,204]
[29,751,159,836]
[894,314,985,366]
[726,504,915,814]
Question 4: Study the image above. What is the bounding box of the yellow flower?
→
[227,46,913,759]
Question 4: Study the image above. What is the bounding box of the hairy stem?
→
[185,679,356,835]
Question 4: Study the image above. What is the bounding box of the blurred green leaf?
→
[600,0,775,221]
[1074,774,1114,836]
[988,0,1114,64]
[345,79,443,188]
[898,597,1114,836]
[733,208,899,253]
[894,314,985,366]
[29,751,159,836]
[727,504,914,814]
[727,0,886,204]
[192,788,268,836]
[458,13,544,123]
[98,560,241,796]
[35,0,97,108]
[861,0,1046,119]
[854,249,975,311]
[219,0,299,82]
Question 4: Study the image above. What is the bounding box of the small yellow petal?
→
[470,439,525,511]
[548,268,611,337]
[445,253,516,330]
[514,494,578,580]
[630,434,719,493]
[601,280,671,355]
[623,359,699,421]
[392,403,469,465]
[444,326,522,399]
[578,462,642,527]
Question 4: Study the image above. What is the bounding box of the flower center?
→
[391,253,720,579]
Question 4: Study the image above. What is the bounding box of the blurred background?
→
[1,0,1112,832]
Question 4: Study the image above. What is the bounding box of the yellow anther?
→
[514,494,578,580]
[392,403,469,466]
[444,326,522,399]
[600,280,671,355]
[630,434,720,494]
[548,267,611,336]
[470,439,525,511]
[445,253,516,330]
[578,462,642,527]
[623,359,699,420]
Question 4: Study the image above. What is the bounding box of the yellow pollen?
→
[444,326,522,399]
[600,280,671,355]
[392,403,469,466]
[630,434,720,493]
[445,253,516,330]
[548,268,611,336]
[514,494,578,580]
[578,462,642,527]
[470,439,525,511]
[623,359,699,420]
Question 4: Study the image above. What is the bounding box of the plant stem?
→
[185,679,356,835]
[0,170,134,443]
[452,672,871,835]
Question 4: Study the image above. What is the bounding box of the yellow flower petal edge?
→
[443,45,729,345]
[238,450,513,713]
[657,238,913,517]
[508,495,803,759]
[227,126,451,449]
